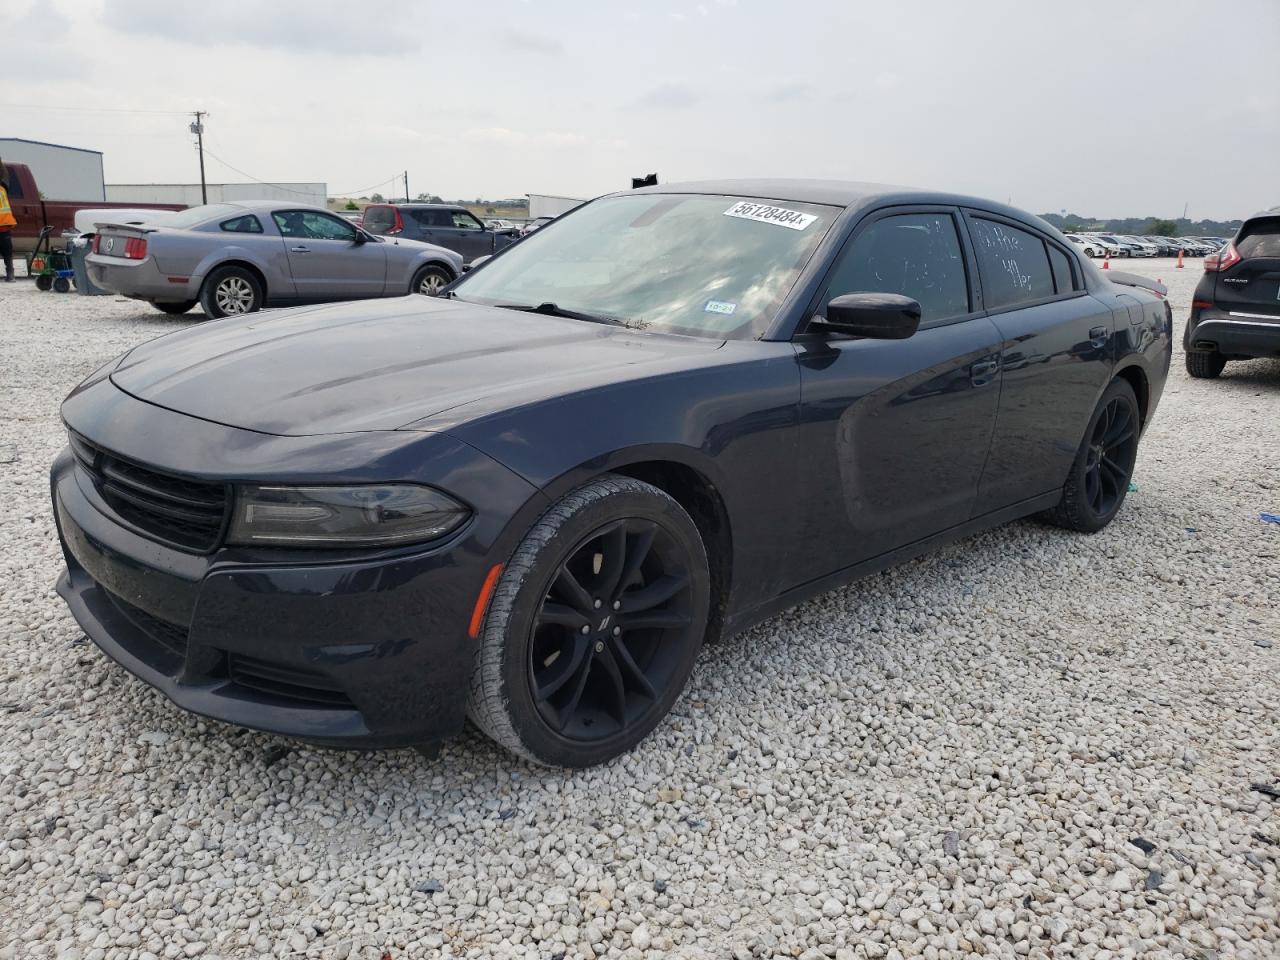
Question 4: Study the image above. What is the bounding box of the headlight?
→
[227,484,469,548]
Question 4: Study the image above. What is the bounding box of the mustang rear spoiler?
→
[1106,271,1168,299]
[92,222,160,234]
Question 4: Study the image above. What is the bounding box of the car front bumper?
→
[52,380,545,748]
[85,254,200,303]
[1185,309,1280,360]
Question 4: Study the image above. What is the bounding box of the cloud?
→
[101,0,421,55]
[634,82,699,110]
[496,27,563,55]
[874,71,902,90]
[764,81,812,103]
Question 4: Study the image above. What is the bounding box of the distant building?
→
[106,182,328,206]
[0,137,105,200]
[528,193,586,219]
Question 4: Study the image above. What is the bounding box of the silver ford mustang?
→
[86,201,464,319]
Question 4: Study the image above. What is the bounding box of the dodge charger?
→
[52,180,1172,766]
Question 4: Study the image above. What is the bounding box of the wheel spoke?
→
[536,602,589,630]
[1102,407,1133,447]
[595,647,628,725]
[556,649,595,731]
[620,573,688,613]
[1100,455,1128,488]
[594,522,628,597]
[535,636,589,701]
[617,526,655,596]
[552,566,594,614]
[619,609,692,631]
[1085,466,1101,511]
[611,637,657,700]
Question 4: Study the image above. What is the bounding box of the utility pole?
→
[404,170,410,202]
[190,111,207,204]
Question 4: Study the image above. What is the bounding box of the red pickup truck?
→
[3,162,183,252]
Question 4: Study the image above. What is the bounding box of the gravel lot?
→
[1,261,1277,960]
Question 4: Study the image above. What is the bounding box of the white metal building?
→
[528,193,586,219]
[0,138,105,200]
[106,182,328,207]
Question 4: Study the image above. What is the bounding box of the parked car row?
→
[1064,232,1226,259]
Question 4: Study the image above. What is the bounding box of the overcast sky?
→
[4,0,1276,218]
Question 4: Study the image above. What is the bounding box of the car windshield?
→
[451,193,839,339]
[159,204,243,229]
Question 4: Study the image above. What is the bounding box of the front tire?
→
[1040,379,1141,533]
[35,274,53,291]
[200,265,262,319]
[468,476,711,767]
[411,263,453,297]
[154,300,197,316]
[1185,350,1226,379]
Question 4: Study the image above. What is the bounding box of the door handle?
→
[290,245,311,253]
[970,359,999,385]
[1089,325,1108,347]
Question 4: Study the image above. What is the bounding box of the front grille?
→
[70,433,229,552]
[104,589,190,660]
[227,654,354,708]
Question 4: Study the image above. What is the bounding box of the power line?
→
[201,143,401,198]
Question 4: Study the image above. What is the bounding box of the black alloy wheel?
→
[1082,396,1138,517]
[528,518,695,741]
[467,475,710,767]
[1040,378,1141,533]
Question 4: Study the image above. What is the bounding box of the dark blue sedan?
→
[52,180,1172,766]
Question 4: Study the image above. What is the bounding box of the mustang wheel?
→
[412,264,452,296]
[1041,379,1141,533]
[200,266,262,319]
[468,476,710,767]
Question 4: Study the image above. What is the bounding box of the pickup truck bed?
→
[4,162,183,253]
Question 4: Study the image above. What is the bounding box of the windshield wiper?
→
[494,302,627,327]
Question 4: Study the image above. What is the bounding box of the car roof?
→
[378,202,466,210]
[623,178,1054,227]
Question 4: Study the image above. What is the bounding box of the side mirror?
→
[353,231,368,245]
[809,292,921,340]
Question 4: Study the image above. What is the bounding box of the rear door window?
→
[1047,243,1075,294]
[409,209,454,228]
[969,218,1055,309]
[824,212,971,325]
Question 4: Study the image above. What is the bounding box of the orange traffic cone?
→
[1102,256,1110,270]
[1176,249,1184,269]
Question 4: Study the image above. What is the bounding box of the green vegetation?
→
[344,199,359,211]
[1144,219,1178,236]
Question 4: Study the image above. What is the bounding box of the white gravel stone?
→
[1,262,1278,959]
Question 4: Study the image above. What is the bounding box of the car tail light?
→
[123,237,148,260]
[1203,243,1240,272]
[1192,299,1214,310]
[388,207,404,236]
[91,235,101,254]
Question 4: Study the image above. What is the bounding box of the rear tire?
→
[200,265,263,320]
[467,476,710,767]
[1040,379,1141,534]
[411,263,453,297]
[1185,350,1226,379]
[53,277,71,293]
[154,300,197,316]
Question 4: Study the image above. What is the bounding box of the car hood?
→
[110,297,722,436]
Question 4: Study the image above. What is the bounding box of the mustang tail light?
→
[1203,243,1240,272]
[123,237,148,260]
[91,235,101,253]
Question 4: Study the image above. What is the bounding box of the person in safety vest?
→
[0,158,16,282]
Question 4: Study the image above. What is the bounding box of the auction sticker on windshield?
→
[723,201,817,231]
